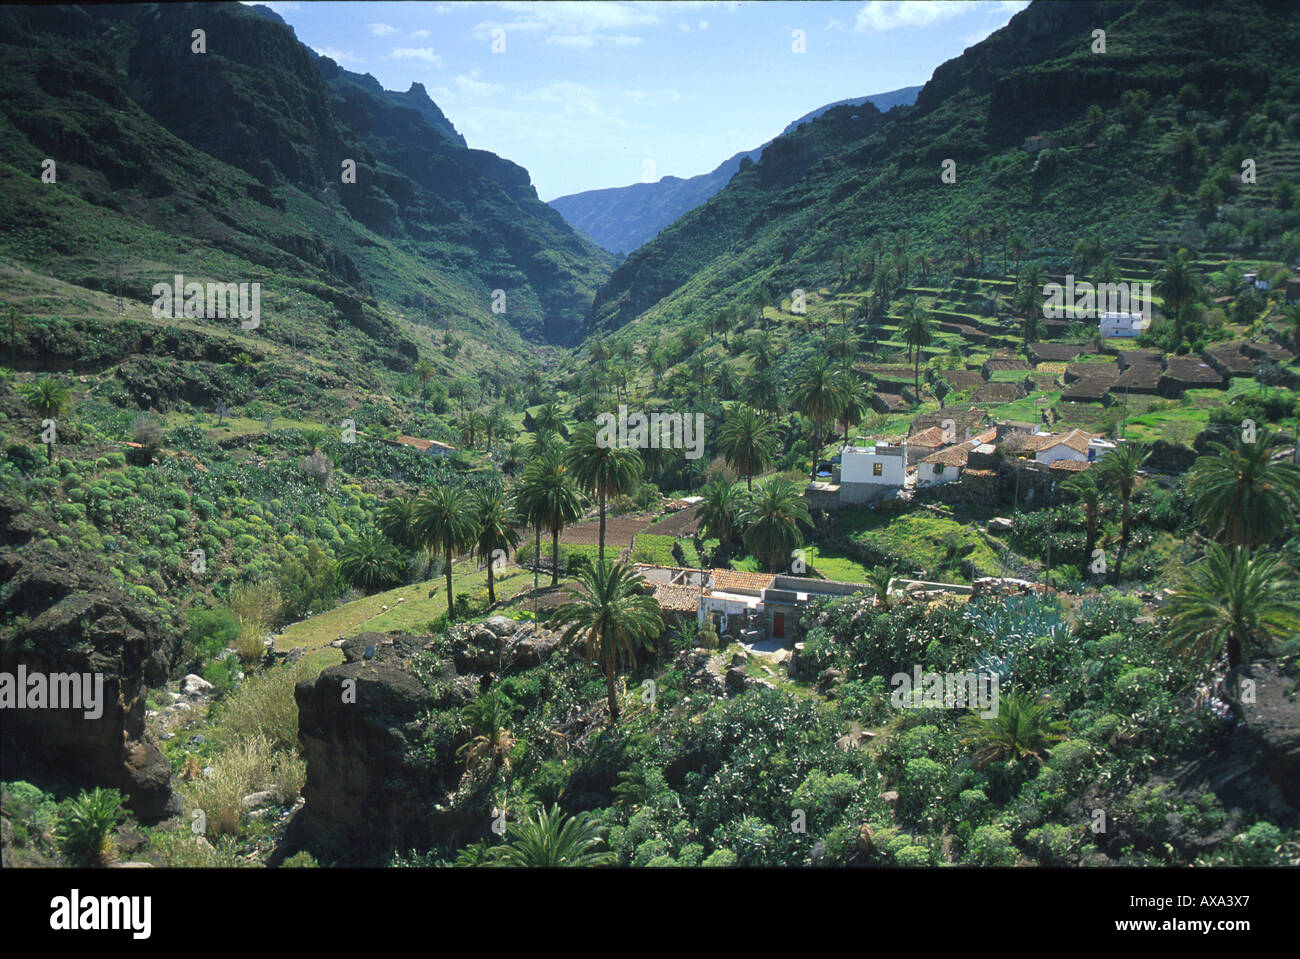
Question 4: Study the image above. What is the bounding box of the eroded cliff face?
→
[0,496,179,820]
[288,619,563,864]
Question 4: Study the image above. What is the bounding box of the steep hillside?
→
[0,1,613,350]
[549,86,920,255]
[587,0,1300,337]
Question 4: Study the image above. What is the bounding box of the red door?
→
[773,613,785,639]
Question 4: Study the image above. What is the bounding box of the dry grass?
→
[212,661,313,753]
[182,733,304,838]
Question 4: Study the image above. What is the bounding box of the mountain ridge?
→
[548,85,922,256]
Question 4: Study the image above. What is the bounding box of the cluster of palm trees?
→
[694,475,812,573]
[1165,427,1300,673]
[1059,427,1300,678]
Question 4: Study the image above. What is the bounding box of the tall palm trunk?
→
[551,526,560,587]
[598,487,606,565]
[486,557,496,605]
[533,526,541,590]
[1084,505,1098,570]
[444,545,455,621]
[605,649,620,725]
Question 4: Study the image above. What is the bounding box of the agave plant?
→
[56,787,126,866]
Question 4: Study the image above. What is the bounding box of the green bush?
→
[56,788,126,866]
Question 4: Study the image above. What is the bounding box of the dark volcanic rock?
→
[0,508,178,820]
[289,624,565,863]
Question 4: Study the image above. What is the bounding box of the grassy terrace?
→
[276,563,537,650]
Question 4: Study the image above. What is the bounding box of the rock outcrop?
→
[288,619,564,864]
[0,523,179,820]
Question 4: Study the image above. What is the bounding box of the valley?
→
[0,0,1298,881]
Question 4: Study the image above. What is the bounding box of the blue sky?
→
[253,1,1029,200]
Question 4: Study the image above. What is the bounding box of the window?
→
[872,462,883,477]
[934,463,945,475]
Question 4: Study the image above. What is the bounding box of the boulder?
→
[241,790,277,811]
[816,667,846,697]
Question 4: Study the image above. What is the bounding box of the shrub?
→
[131,416,165,456]
[965,824,1019,866]
[183,606,241,663]
[701,848,738,867]
[57,788,126,866]
[298,451,334,486]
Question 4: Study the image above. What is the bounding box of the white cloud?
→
[369,22,397,37]
[474,1,661,48]
[854,1,970,32]
[411,29,432,39]
[433,70,505,100]
[390,47,444,66]
[312,45,365,66]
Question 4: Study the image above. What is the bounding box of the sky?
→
[252,1,1030,200]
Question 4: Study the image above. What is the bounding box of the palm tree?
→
[959,694,1067,768]
[378,494,420,551]
[748,330,774,371]
[458,690,520,771]
[864,564,896,609]
[533,401,565,436]
[21,376,69,462]
[564,421,643,565]
[414,359,435,396]
[695,480,741,563]
[338,529,406,593]
[1060,470,1102,572]
[1008,236,1027,280]
[791,356,843,481]
[488,804,614,867]
[740,477,812,573]
[414,485,479,620]
[833,371,871,445]
[1187,429,1300,548]
[21,376,69,420]
[551,561,663,724]
[1094,441,1151,579]
[473,487,521,605]
[898,295,933,397]
[827,324,859,371]
[1021,312,1045,354]
[1154,248,1202,346]
[517,447,584,587]
[5,305,21,366]
[1161,544,1300,671]
[718,405,778,492]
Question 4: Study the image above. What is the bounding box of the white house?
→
[1100,311,1148,338]
[840,441,907,502]
[1028,429,1112,465]
[917,445,966,486]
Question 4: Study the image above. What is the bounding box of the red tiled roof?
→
[710,569,776,592]
[908,425,950,447]
[652,584,703,613]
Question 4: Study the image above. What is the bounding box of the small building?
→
[839,440,908,502]
[1100,311,1148,338]
[1024,135,1054,153]
[904,425,952,466]
[1027,428,1113,465]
